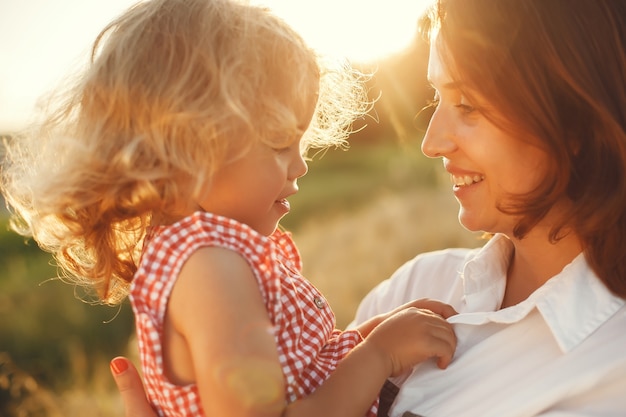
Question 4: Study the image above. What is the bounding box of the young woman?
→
[358,0,626,415]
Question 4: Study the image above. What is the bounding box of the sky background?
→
[0,0,432,132]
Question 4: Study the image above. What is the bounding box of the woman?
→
[111,0,626,415]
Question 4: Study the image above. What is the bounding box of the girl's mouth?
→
[276,199,290,210]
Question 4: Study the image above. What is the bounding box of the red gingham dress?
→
[130,212,378,416]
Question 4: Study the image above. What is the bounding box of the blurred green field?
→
[0,139,483,416]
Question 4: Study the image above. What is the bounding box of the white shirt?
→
[351,234,626,417]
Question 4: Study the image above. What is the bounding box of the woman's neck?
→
[500,229,583,308]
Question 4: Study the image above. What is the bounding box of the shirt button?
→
[313,296,326,309]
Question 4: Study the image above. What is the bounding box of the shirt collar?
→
[459,234,512,311]
[453,234,625,353]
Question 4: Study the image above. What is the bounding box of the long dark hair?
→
[424,0,626,297]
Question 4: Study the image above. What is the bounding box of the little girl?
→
[1,0,457,416]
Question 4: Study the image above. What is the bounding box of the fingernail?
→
[110,357,129,375]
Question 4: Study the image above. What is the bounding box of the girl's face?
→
[197,136,308,236]
[422,39,550,236]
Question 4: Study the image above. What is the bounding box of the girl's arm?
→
[168,246,286,416]
[110,308,457,417]
[153,246,458,417]
[283,305,457,417]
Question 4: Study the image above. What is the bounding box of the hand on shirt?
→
[357,299,458,376]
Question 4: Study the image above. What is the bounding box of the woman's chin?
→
[457,212,487,234]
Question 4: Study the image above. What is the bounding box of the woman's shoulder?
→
[409,246,478,270]
[351,247,480,327]
[393,246,483,288]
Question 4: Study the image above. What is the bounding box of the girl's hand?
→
[363,305,457,376]
[110,357,157,417]
[356,298,457,338]
[388,298,458,320]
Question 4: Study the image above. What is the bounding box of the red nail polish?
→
[110,357,129,375]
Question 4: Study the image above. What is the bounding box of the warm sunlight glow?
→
[254,0,434,62]
[0,0,434,131]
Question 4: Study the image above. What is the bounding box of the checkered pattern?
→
[130,212,378,416]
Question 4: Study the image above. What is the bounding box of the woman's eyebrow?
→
[428,78,463,91]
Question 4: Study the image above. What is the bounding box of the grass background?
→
[0,139,484,416]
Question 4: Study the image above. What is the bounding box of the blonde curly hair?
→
[1,0,370,304]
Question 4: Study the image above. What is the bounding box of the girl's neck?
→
[500,229,583,308]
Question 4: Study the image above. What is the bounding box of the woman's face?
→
[422,38,550,236]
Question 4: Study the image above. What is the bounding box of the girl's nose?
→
[421,108,457,158]
[290,153,308,180]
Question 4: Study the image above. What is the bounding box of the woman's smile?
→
[451,174,485,187]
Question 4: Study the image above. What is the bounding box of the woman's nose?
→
[421,108,457,158]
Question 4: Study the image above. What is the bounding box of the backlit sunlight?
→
[0,0,434,131]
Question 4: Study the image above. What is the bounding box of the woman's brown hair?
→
[424,0,626,297]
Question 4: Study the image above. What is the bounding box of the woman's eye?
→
[455,96,476,114]
[455,103,476,114]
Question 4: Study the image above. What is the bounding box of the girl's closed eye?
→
[272,138,303,154]
[269,140,294,153]
[272,146,290,153]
